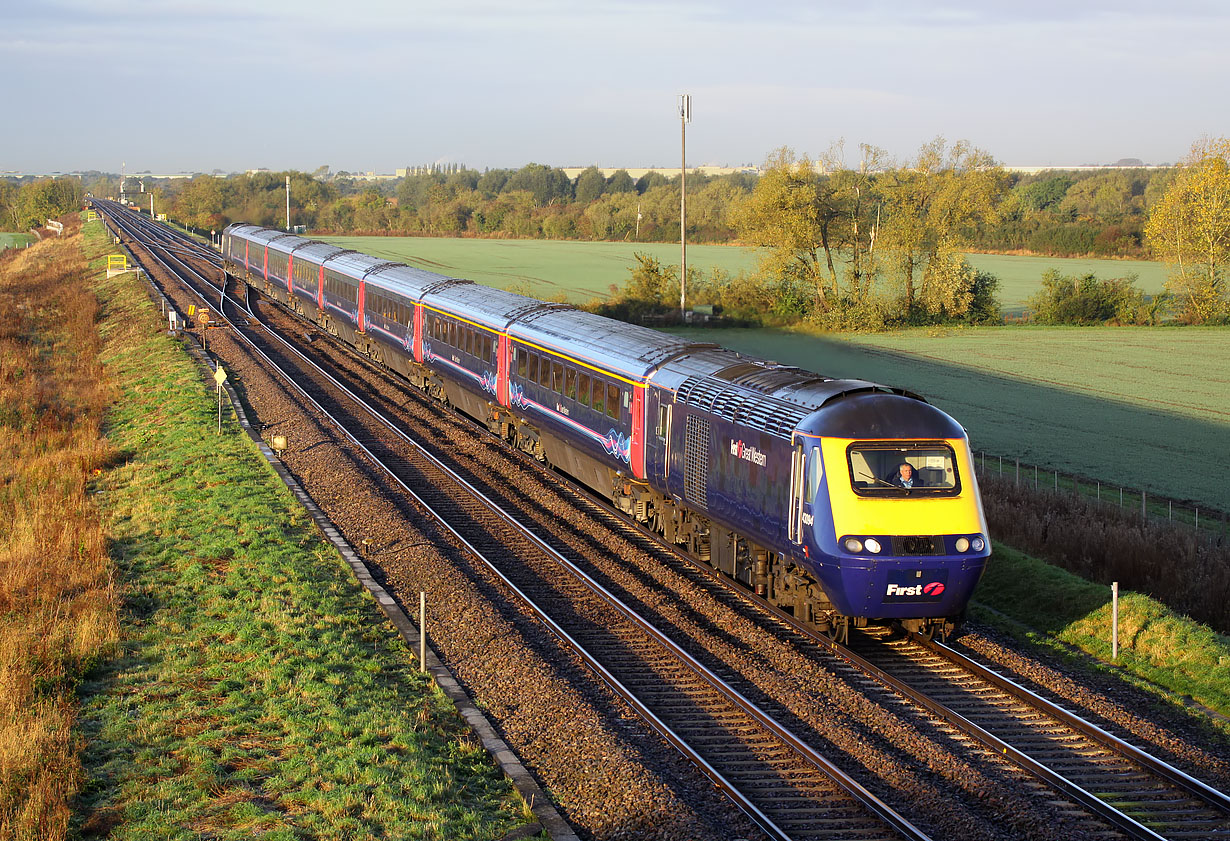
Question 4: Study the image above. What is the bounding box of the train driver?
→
[890,463,922,489]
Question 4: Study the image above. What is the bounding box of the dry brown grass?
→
[982,474,1230,634]
[0,216,119,841]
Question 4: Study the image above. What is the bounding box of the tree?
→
[606,170,636,194]
[1145,137,1230,324]
[875,137,1007,318]
[573,166,606,205]
[505,163,572,206]
[731,147,845,312]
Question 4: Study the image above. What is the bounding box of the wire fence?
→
[974,451,1228,538]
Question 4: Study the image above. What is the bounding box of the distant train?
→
[222,223,990,641]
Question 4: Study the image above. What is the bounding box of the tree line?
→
[3,136,1225,326]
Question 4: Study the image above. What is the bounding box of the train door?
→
[497,334,510,406]
[644,387,671,485]
[787,441,805,544]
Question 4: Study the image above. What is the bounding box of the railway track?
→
[93,201,1230,841]
[97,200,928,841]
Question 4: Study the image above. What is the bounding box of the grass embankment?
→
[0,217,118,840]
[3,219,532,840]
[973,543,1230,722]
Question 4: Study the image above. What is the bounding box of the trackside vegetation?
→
[1,219,533,840]
[972,544,1230,723]
[0,215,117,841]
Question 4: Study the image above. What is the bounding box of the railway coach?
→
[222,224,990,641]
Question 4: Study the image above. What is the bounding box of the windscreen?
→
[847,442,960,496]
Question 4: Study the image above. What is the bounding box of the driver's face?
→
[900,465,913,477]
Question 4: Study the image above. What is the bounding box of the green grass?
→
[0,232,32,250]
[318,235,1168,311]
[972,544,1230,724]
[75,221,531,840]
[665,325,1230,512]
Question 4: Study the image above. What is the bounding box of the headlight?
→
[971,536,985,552]
[864,538,882,554]
[843,537,863,553]
[955,537,970,553]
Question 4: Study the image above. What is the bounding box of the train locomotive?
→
[222,223,991,641]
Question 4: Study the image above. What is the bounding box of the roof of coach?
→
[509,307,717,382]
[239,227,299,247]
[363,263,468,303]
[652,346,929,439]
[422,282,552,332]
[285,240,347,262]
[266,234,321,256]
[318,250,390,278]
[224,223,264,238]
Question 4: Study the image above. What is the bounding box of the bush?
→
[1026,270,1156,325]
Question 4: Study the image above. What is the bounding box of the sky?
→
[2,0,1226,175]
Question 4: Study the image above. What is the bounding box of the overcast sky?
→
[3,1,1225,174]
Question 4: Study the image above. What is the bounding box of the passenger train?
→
[221,223,991,641]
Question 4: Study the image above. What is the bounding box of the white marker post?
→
[214,365,227,434]
[1112,581,1119,661]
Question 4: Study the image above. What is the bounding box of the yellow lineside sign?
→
[107,255,126,272]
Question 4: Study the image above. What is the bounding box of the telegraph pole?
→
[678,93,691,321]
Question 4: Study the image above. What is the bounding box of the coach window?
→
[606,384,620,420]
[465,328,474,357]
[591,379,605,414]
[516,347,527,377]
[551,362,563,393]
[564,368,576,400]
[577,372,591,408]
[538,355,552,387]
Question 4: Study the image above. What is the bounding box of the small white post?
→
[419,591,427,673]
[1112,582,1119,661]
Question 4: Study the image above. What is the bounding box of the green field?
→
[0,232,32,250]
[319,235,1169,313]
[667,325,1229,512]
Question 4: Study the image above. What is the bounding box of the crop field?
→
[667,325,1229,512]
[0,232,32,250]
[319,235,1168,312]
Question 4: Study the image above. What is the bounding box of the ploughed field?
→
[319,234,1169,313]
[669,326,1230,513]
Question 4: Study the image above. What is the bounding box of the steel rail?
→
[99,203,930,841]
[916,633,1230,814]
[106,202,1229,841]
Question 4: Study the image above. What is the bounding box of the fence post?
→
[1015,459,1019,486]
[1195,508,1199,531]
[1141,490,1146,519]
[1112,582,1119,661]
[999,455,1002,476]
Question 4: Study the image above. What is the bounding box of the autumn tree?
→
[731,147,846,312]
[1145,137,1230,323]
[875,137,1007,318]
